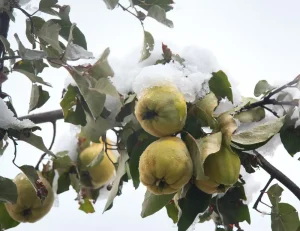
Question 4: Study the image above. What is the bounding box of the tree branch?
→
[254,150,300,202]
[18,109,64,124]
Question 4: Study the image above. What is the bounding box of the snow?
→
[0,98,36,130]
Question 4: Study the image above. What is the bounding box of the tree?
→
[0,0,300,230]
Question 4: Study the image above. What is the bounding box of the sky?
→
[1,0,300,230]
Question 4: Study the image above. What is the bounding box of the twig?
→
[260,105,279,118]
[35,121,57,170]
[118,3,144,27]
[10,136,19,168]
[13,5,35,35]
[253,176,274,213]
[18,109,64,124]
[0,55,21,61]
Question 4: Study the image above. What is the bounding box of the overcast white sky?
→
[1,0,300,230]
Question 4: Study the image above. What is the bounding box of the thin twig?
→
[0,55,21,61]
[118,3,144,27]
[35,121,57,170]
[253,176,274,213]
[10,136,18,168]
[260,105,280,118]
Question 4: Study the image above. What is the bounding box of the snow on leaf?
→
[141,190,175,218]
[14,33,47,60]
[147,5,174,28]
[28,84,50,113]
[14,69,52,87]
[64,42,94,61]
[103,150,129,212]
[0,176,17,203]
[140,31,154,62]
[88,48,114,79]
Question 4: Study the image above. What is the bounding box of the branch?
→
[254,150,300,202]
[18,109,64,124]
[118,3,144,27]
[253,176,274,213]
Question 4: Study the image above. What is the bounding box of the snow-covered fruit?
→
[5,172,54,223]
[134,85,187,137]
[139,137,193,195]
[78,138,117,189]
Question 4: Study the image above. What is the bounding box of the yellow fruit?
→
[194,178,231,195]
[78,140,117,189]
[204,144,240,186]
[5,172,54,223]
[135,85,187,137]
[139,137,193,195]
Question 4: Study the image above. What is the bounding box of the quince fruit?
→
[194,178,231,195]
[78,138,117,189]
[5,172,54,223]
[135,85,187,137]
[203,143,240,186]
[139,136,193,195]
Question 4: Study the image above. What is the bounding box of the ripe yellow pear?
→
[139,137,193,195]
[78,139,117,189]
[5,172,54,223]
[135,85,187,137]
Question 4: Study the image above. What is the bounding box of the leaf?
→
[90,77,120,98]
[51,19,87,50]
[0,177,17,203]
[18,132,56,158]
[64,42,94,61]
[166,202,179,224]
[60,85,87,126]
[209,70,233,103]
[69,173,80,193]
[217,112,237,144]
[102,0,120,10]
[271,203,300,231]
[147,5,173,28]
[52,151,73,172]
[39,0,58,10]
[57,172,71,194]
[79,199,95,213]
[66,67,106,120]
[87,147,104,169]
[267,184,284,207]
[103,150,129,212]
[132,0,174,12]
[28,84,50,113]
[254,80,274,97]
[0,35,16,65]
[182,132,222,180]
[14,69,52,87]
[141,190,175,218]
[280,110,300,156]
[140,31,154,62]
[36,20,63,53]
[88,48,114,79]
[14,34,47,60]
[177,184,212,231]
[232,116,285,146]
[0,202,19,229]
[82,113,116,143]
[127,130,158,189]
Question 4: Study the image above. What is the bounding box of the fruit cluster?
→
[134,84,241,195]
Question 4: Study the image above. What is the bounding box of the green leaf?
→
[166,202,179,224]
[82,113,116,143]
[69,173,80,193]
[18,132,56,158]
[267,184,283,207]
[147,5,173,28]
[87,147,104,169]
[52,151,73,172]
[79,198,95,213]
[66,67,106,120]
[0,35,16,65]
[51,19,87,50]
[103,150,129,212]
[215,186,251,226]
[280,110,300,156]
[234,97,265,123]
[0,202,19,229]
[0,139,8,156]
[39,0,58,10]
[141,190,175,218]
[140,31,154,62]
[231,116,285,146]
[128,130,158,189]
[60,85,87,126]
[177,184,212,231]
[102,0,120,10]
[14,34,47,61]
[132,0,174,12]
[182,132,222,180]
[271,203,300,231]
[28,84,50,113]
[14,69,52,87]
[88,48,114,79]
[90,77,120,98]
[254,80,274,97]
[36,20,63,54]
[209,70,233,103]
[57,172,71,194]
[0,177,17,203]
